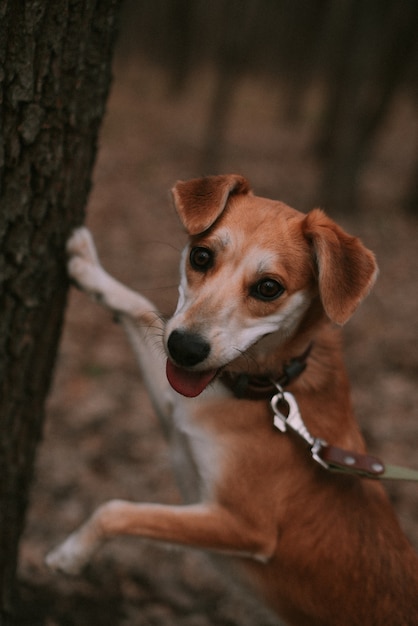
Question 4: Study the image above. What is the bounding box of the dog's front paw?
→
[67,228,108,296]
[67,227,100,267]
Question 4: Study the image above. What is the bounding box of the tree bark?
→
[0,1,121,622]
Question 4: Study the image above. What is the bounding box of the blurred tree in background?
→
[120,0,418,213]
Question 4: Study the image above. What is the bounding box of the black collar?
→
[220,343,313,400]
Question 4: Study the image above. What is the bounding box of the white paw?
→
[45,532,95,576]
[67,229,108,296]
[67,227,100,267]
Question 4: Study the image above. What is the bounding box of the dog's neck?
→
[220,343,313,400]
[220,309,345,399]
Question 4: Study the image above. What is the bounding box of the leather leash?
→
[220,347,418,482]
[270,386,418,482]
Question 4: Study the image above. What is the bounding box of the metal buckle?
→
[270,381,418,482]
[270,384,330,470]
[310,438,330,470]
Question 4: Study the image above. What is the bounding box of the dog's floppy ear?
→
[172,174,251,235]
[303,209,378,325]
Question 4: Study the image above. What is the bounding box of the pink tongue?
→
[166,359,217,397]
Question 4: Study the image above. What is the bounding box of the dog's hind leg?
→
[46,499,274,575]
[66,227,174,422]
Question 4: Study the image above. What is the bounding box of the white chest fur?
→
[170,382,229,502]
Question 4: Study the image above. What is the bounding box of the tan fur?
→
[47,175,418,626]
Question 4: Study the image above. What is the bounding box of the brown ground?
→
[17,57,418,625]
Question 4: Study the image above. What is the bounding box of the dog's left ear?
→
[303,209,378,325]
[172,174,251,235]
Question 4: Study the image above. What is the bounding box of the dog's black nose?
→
[167,329,211,367]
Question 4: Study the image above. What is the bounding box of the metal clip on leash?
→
[270,383,329,470]
[270,382,418,481]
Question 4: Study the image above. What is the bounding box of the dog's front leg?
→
[46,499,275,575]
[67,227,158,319]
[67,227,174,422]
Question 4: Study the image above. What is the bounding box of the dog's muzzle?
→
[167,329,211,367]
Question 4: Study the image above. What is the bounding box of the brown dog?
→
[47,175,418,625]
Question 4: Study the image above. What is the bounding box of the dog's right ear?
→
[303,209,378,325]
[171,174,251,235]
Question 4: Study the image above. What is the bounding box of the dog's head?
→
[164,175,377,397]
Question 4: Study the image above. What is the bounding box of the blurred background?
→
[118,0,418,215]
[18,1,418,624]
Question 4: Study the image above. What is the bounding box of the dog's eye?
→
[190,247,213,271]
[251,279,284,301]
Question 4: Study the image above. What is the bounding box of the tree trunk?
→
[0,1,121,622]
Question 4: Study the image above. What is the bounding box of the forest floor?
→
[16,55,418,625]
